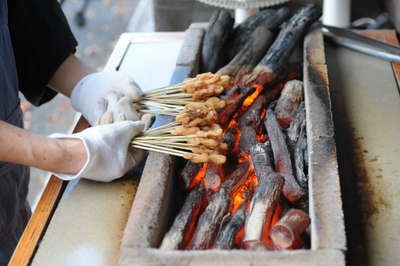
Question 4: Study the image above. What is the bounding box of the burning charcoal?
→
[201,10,234,73]
[218,86,256,128]
[243,3,322,85]
[160,186,205,250]
[242,240,269,251]
[223,126,239,154]
[217,26,274,81]
[275,80,304,128]
[243,172,284,243]
[189,179,235,249]
[265,109,304,202]
[220,85,242,100]
[238,95,267,154]
[225,7,290,62]
[249,142,274,176]
[180,161,202,189]
[238,95,266,127]
[270,208,310,250]
[287,102,306,143]
[244,142,284,243]
[239,126,257,154]
[215,203,246,249]
[204,164,222,191]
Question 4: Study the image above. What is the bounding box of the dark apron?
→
[0,0,31,265]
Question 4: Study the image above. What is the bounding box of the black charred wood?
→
[180,161,202,189]
[201,10,234,73]
[223,126,239,153]
[160,186,205,250]
[220,85,242,100]
[287,102,306,144]
[217,26,274,81]
[288,102,308,190]
[225,7,290,61]
[249,142,274,178]
[189,179,235,249]
[265,108,304,202]
[239,126,257,154]
[218,86,256,128]
[215,203,246,249]
[243,171,284,242]
[238,95,266,127]
[243,3,322,85]
[275,80,304,128]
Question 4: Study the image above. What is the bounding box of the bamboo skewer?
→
[136,73,231,116]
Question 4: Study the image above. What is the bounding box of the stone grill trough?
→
[118,22,346,266]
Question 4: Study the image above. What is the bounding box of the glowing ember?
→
[242,83,264,108]
[174,69,309,251]
[188,163,208,189]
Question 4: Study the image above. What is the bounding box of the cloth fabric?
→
[49,121,146,182]
[70,71,143,126]
[7,0,77,106]
[0,0,31,265]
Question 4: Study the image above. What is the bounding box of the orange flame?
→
[261,202,282,248]
[188,163,208,189]
[228,153,258,215]
[241,83,264,110]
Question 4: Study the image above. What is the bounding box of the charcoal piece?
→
[220,85,242,100]
[223,126,239,152]
[238,94,266,127]
[270,208,310,249]
[225,7,290,61]
[217,26,274,82]
[244,142,283,243]
[249,142,274,178]
[189,179,235,249]
[275,80,304,128]
[204,164,222,191]
[243,172,284,242]
[227,161,250,182]
[265,109,304,202]
[287,102,306,144]
[287,102,308,190]
[239,126,257,154]
[201,10,234,73]
[180,161,201,189]
[160,186,205,250]
[242,240,270,251]
[218,86,256,128]
[294,118,307,190]
[214,203,246,249]
[243,3,322,85]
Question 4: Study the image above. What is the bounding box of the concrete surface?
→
[326,35,400,266]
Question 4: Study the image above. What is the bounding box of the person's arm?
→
[0,120,146,182]
[0,121,86,174]
[47,54,94,97]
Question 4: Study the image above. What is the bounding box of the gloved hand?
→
[49,121,145,182]
[71,70,143,125]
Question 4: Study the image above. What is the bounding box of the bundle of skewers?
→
[130,73,231,164]
[135,72,230,116]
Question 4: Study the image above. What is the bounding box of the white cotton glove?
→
[71,71,143,126]
[49,121,145,182]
